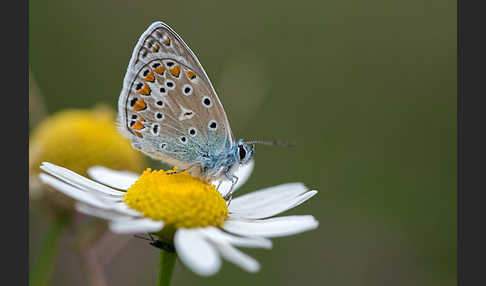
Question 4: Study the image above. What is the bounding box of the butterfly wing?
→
[118,22,234,176]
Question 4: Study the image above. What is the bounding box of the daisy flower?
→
[38,160,318,279]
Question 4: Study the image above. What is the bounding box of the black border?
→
[3,0,28,285]
[458,0,486,285]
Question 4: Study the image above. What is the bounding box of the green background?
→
[29,0,456,285]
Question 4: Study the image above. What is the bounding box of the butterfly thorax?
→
[197,139,254,182]
[194,140,254,181]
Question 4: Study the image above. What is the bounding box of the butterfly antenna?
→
[244,140,296,147]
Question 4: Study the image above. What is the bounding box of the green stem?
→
[157,249,177,286]
[30,214,70,286]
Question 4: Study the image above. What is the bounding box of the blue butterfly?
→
[118,22,287,201]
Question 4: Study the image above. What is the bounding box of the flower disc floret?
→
[29,108,144,176]
[124,169,229,228]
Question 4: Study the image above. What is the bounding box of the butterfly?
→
[117,21,266,201]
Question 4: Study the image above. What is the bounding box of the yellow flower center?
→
[29,107,145,177]
[29,107,145,211]
[123,168,229,229]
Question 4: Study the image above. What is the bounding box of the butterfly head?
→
[236,140,255,166]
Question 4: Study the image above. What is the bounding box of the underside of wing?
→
[117,22,234,170]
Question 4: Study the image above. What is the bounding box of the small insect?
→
[118,22,291,202]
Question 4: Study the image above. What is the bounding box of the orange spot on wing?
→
[153,65,165,75]
[143,71,155,82]
[186,71,196,80]
[132,118,146,130]
[152,44,159,52]
[133,99,147,111]
[163,37,170,46]
[137,83,151,95]
[170,65,180,77]
[135,131,143,138]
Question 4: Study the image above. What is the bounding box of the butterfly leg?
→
[224,175,239,206]
[216,180,223,191]
[166,163,198,175]
[165,168,188,175]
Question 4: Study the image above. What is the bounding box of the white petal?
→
[110,202,145,217]
[39,172,143,218]
[40,162,125,196]
[222,215,319,238]
[75,203,139,221]
[230,190,318,219]
[174,228,221,276]
[215,243,260,273]
[198,227,272,249]
[39,174,108,209]
[213,159,254,197]
[109,219,164,233]
[229,183,308,212]
[87,166,139,190]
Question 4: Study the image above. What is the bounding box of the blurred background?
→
[29,0,456,285]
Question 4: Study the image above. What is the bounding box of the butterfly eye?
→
[238,145,247,161]
[179,136,187,144]
[160,143,167,149]
[166,61,175,67]
[152,62,161,69]
[155,112,164,120]
[156,100,164,107]
[202,96,212,108]
[188,128,197,137]
[208,120,218,131]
